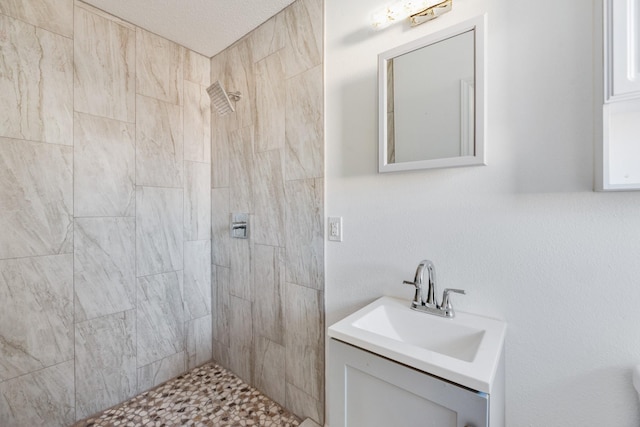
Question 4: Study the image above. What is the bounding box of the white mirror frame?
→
[379,15,487,173]
[596,0,640,191]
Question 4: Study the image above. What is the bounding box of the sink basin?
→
[352,304,485,362]
[328,296,506,393]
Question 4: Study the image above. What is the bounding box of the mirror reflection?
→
[389,30,474,163]
[379,16,486,172]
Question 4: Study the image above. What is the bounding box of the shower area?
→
[0,0,324,425]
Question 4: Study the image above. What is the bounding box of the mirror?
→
[379,15,486,173]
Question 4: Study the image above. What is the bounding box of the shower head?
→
[207,80,241,116]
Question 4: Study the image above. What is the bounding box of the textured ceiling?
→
[81,0,297,57]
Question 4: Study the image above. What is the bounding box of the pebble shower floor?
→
[73,363,301,427]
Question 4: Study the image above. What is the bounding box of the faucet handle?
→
[403,280,421,305]
[441,288,465,316]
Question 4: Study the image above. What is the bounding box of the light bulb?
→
[371,0,436,29]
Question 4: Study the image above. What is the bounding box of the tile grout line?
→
[183,56,188,372]
[72,2,77,422]
[134,20,139,396]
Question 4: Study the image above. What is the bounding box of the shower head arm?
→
[227,92,242,102]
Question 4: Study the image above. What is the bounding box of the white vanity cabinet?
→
[328,339,503,427]
[327,296,506,427]
[605,0,640,102]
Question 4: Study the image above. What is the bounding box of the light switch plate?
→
[328,217,343,242]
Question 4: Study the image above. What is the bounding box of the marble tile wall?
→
[135,186,183,276]
[0,254,74,381]
[73,7,135,123]
[0,360,76,426]
[74,310,137,420]
[136,28,184,105]
[0,137,73,259]
[0,1,211,425]
[210,0,325,423]
[136,271,185,367]
[135,95,184,188]
[0,14,73,146]
[73,113,135,217]
[74,217,135,322]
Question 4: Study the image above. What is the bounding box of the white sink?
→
[352,304,486,362]
[328,296,506,393]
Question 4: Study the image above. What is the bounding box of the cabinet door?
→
[606,0,640,101]
[329,339,489,427]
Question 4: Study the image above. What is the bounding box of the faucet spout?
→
[406,259,437,307]
[416,260,437,307]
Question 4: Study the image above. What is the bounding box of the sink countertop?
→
[328,296,506,393]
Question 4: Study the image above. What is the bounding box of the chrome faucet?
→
[403,260,437,307]
[403,260,465,318]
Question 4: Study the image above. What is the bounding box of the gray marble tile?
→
[74,310,137,420]
[0,15,73,145]
[247,12,287,63]
[74,217,135,322]
[0,0,73,37]
[136,186,183,277]
[137,351,185,394]
[184,81,211,164]
[74,112,135,217]
[254,51,286,153]
[286,382,324,426]
[211,339,230,370]
[229,295,252,384]
[285,179,324,290]
[0,137,72,259]
[285,282,324,401]
[210,49,226,85]
[0,254,73,382]
[185,49,210,86]
[0,360,75,427]
[211,188,230,267]
[211,111,233,188]
[285,65,324,180]
[224,40,255,129]
[74,6,135,123]
[229,125,255,214]
[186,315,212,369]
[136,95,184,188]
[136,28,184,105]
[210,48,237,187]
[253,245,284,345]
[184,240,212,320]
[282,0,322,79]
[212,265,230,347]
[230,238,252,301]
[184,161,211,241]
[254,336,285,407]
[253,149,285,247]
[136,271,185,367]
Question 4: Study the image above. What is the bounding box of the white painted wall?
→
[325,0,640,425]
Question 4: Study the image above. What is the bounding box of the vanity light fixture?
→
[410,0,452,26]
[371,0,452,29]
